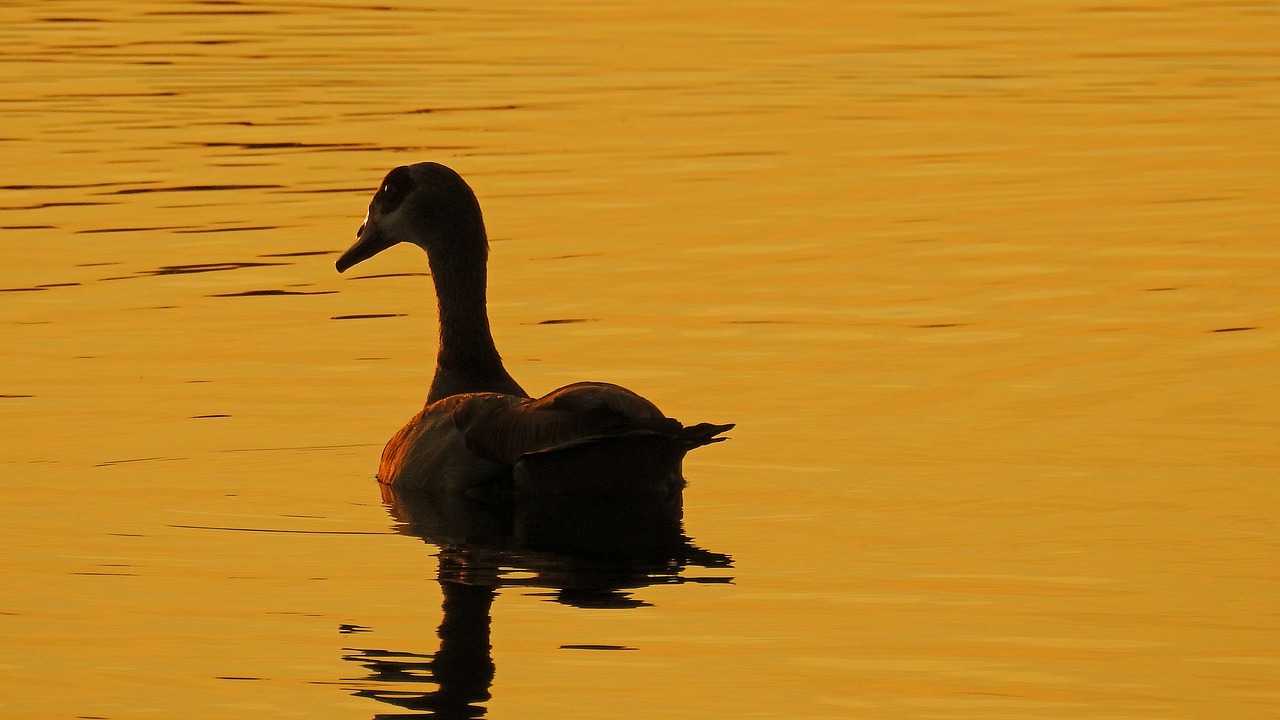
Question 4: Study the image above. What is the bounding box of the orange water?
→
[2,2,1278,718]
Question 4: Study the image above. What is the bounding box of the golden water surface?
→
[2,2,1278,718]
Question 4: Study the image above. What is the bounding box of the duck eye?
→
[381,182,395,197]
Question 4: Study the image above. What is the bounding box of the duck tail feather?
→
[681,422,735,448]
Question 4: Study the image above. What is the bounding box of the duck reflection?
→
[343,484,732,719]
[345,575,495,719]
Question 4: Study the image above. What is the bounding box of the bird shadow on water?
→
[342,483,734,719]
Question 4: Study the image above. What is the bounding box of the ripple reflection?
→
[343,484,733,718]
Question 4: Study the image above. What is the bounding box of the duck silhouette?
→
[336,163,731,550]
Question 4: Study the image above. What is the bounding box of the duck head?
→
[336,162,488,273]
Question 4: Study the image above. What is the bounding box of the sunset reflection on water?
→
[1,2,1278,718]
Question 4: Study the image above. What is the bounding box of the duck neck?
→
[426,243,527,403]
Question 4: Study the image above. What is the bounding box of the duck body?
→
[380,381,732,501]
[337,162,731,507]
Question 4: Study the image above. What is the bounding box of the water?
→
[2,2,1278,718]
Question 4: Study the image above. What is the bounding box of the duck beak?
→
[336,220,396,273]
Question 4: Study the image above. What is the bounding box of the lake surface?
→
[2,1,1278,718]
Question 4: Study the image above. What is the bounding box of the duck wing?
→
[453,382,731,464]
[449,382,732,499]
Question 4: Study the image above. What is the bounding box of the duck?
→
[335,162,732,508]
